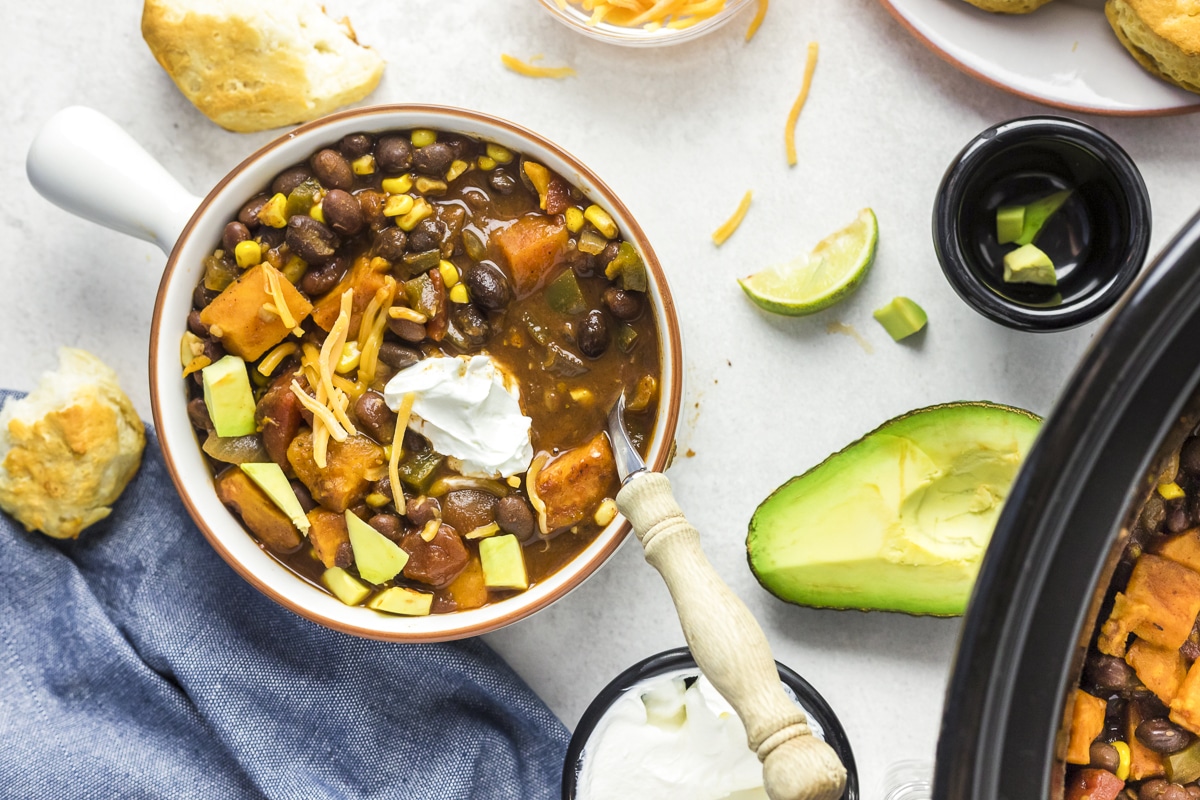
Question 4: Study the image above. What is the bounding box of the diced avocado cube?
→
[322,567,371,606]
[345,511,409,585]
[872,297,928,342]
[201,355,257,438]
[240,462,310,533]
[1003,244,1057,286]
[479,534,528,591]
[366,586,433,616]
[1015,189,1072,246]
[996,205,1025,245]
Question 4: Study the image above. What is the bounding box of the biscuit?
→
[960,0,1057,13]
[1107,0,1200,94]
[0,349,145,539]
[141,0,386,133]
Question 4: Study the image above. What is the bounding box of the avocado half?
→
[746,402,1041,616]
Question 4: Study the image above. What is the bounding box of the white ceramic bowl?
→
[536,0,756,47]
[26,104,683,642]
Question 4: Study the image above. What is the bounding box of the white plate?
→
[879,0,1200,116]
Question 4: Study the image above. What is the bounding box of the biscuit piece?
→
[1107,0,1200,94]
[142,0,385,133]
[0,349,145,539]
[960,0,1056,12]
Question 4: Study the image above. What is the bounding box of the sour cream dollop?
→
[578,672,819,800]
[383,354,533,479]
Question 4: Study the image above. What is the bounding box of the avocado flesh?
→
[873,297,927,341]
[241,462,310,533]
[345,511,409,585]
[747,403,1040,616]
[1015,189,1071,246]
[996,205,1025,245]
[201,355,256,438]
[480,534,528,591]
[1003,244,1057,286]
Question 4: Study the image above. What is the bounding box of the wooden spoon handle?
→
[616,471,847,800]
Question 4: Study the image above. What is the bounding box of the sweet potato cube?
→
[310,256,388,335]
[445,556,489,611]
[1172,659,1200,736]
[215,468,303,554]
[199,264,312,361]
[1130,701,1167,780]
[1065,769,1124,800]
[1155,530,1200,573]
[287,430,385,513]
[1098,555,1200,656]
[1127,638,1189,706]
[307,508,352,569]
[1066,690,1107,765]
[532,432,617,534]
[495,216,568,297]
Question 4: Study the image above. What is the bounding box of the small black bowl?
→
[561,647,859,800]
[933,116,1151,332]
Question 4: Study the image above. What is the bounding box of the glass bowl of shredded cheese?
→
[537,0,759,47]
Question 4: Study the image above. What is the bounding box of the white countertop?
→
[4,0,1197,794]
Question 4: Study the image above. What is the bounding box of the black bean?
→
[441,136,470,161]
[321,189,364,236]
[286,215,339,264]
[413,142,454,175]
[193,283,217,310]
[222,221,251,252]
[187,397,214,432]
[464,262,512,311]
[1088,741,1120,773]
[354,392,397,444]
[202,338,225,362]
[599,241,621,266]
[1168,505,1192,534]
[1084,653,1136,692]
[271,165,313,197]
[1142,780,1171,800]
[290,480,317,512]
[369,513,405,543]
[238,194,270,228]
[187,310,209,338]
[603,287,642,321]
[408,218,445,253]
[370,228,407,261]
[300,256,346,297]
[1163,786,1191,800]
[488,170,517,195]
[259,226,285,249]
[339,133,374,160]
[450,304,489,347]
[578,310,610,358]
[377,343,420,370]
[442,490,497,534]
[388,317,426,343]
[496,496,535,541]
[310,149,354,191]
[1137,717,1193,754]
[376,135,413,173]
[407,496,440,528]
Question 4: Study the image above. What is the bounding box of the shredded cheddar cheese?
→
[712,190,753,246]
[389,392,415,515]
[745,0,767,41]
[785,42,820,167]
[262,264,302,335]
[561,0,728,30]
[356,278,398,388]
[257,342,298,376]
[501,54,576,79]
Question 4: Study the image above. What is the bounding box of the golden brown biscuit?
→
[1107,0,1200,94]
[0,349,145,539]
[141,0,385,133]
[960,0,1057,13]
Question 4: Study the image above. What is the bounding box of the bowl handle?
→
[26,106,201,255]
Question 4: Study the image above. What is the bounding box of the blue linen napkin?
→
[0,389,568,800]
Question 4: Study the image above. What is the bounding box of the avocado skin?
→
[746,402,1041,617]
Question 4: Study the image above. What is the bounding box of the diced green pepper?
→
[401,249,441,278]
[1165,739,1200,784]
[521,311,552,346]
[397,451,443,493]
[203,251,239,292]
[545,270,586,315]
[615,323,639,354]
[285,179,323,220]
[405,273,440,318]
[604,241,648,292]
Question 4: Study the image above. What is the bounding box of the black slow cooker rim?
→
[935,209,1200,799]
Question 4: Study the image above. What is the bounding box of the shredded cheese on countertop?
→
[785,42,820,167]
[745,0,767,41]
[501,54,576,79]
[712,190,753,246]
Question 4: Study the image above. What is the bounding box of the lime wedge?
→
[738,208,878,316]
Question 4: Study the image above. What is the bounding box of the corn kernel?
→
[397,198,434,231]
[1113,741,1130,781]
[234,239,263,268]
[258,193,289,228]
[486,143,514,164]
[383,194,415,217]
[449,284,469,304]
[584,204,618,238]
[337,341,361,374]
[281,255,307,285]
[352,154,376,175]
[382,175,413,194]
[565,207,585,233]
[438,260,460,288]
[506,475,521,488]
[411,129,437,148]
[420,518,440,542]
[594,498,618,527]
[569,388,594,404]
[1160,481,1186,500]
[309,202,326,224]
[477,156,497,171]
[366,492,391,508]
[415,176,448,195]
[446,160,470,182]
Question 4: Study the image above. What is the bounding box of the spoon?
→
[606,394,847,800]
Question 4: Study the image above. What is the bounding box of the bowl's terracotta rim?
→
[149,103,684,643]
